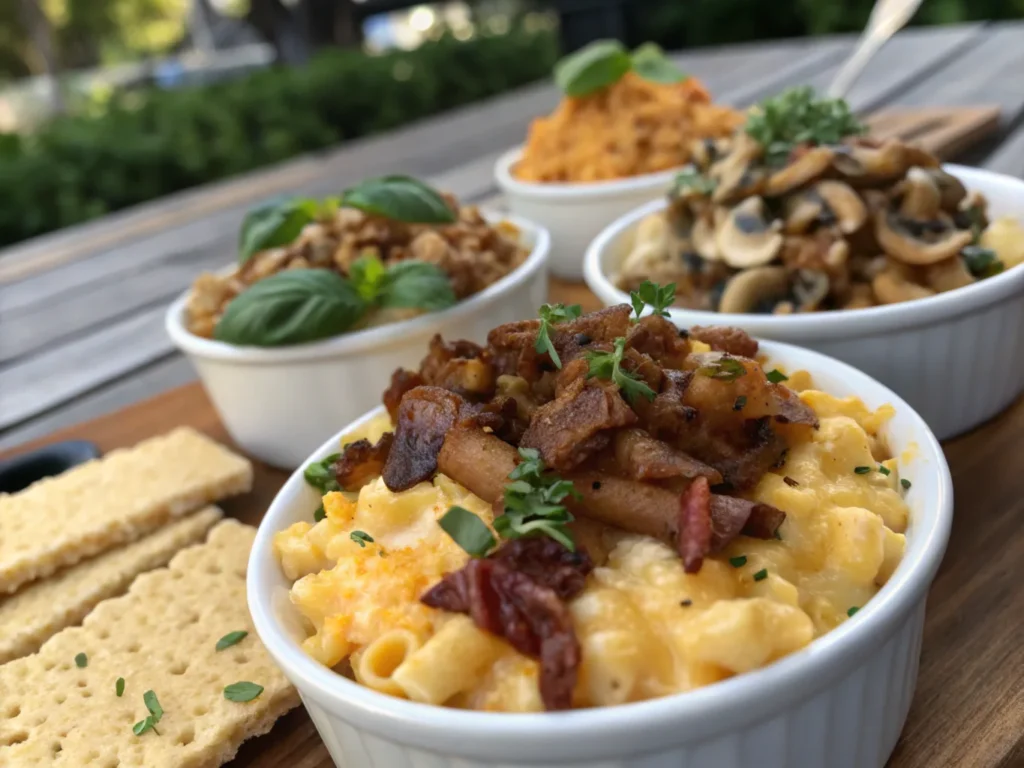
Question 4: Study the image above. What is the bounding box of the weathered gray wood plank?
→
[983,123,1024,178]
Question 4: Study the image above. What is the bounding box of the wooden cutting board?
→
[864,105,1001,159]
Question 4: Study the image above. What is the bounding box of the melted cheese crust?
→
[274,390,908,711]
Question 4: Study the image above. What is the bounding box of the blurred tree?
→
[16,0,65,111]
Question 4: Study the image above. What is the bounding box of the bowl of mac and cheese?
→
[248,310,952,768]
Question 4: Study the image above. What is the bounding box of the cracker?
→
[0,507,223,664]
[0,427,252,594]
[0,519,299,767]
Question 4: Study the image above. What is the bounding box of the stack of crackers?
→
[0,428,299,766]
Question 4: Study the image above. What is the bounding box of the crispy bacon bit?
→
[520,377,637,472]
[334,433,394,491]
[678,476,713,573]
[626,314,691,370]
[689,326,759,358]
[741,502,786,540]
[613,429,722,485]
[771,386,819,427]
[382,386,463,492]
[384,369,424,423]
[708,495,786,550]
[419,335,495,399]
[421,539,592,710]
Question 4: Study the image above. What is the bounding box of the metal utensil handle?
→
[827,0,925,99]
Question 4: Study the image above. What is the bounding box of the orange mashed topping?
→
[514,72,742,183]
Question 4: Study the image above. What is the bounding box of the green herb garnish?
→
[134,689,164,736]
[629,279,676,320]
[698,357,747,382]
[630,43,687,84]
[585,337,656,404]
[847,606,860,617]
[74,652,87,668]
[340,175,456,224]
[349,252,388,302]
[535,303,582,369]
[729,555,747,568]
[745,86,866,166]
[116,677,125,697]
[733,395,747,411]
[753,568,768,582]
[439,506,497,557]
[672,165,716,197]
[238,197,319,264]
[350,531,374,548]
[313,504,326,522]
[497,448,580,551]
[854,466,872,475]
[878,465,891,476]
[224,681,264,702]
[962,245,1004,278]
[766,369,789,384]
[304,453,341,494]
[216,631,249,652]
[901,478,912,490]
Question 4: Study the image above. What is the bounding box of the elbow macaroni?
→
[273,390,910,711]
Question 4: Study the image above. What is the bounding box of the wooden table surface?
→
[7,21,1024,449]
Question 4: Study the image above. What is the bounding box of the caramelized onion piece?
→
[382,386,463,492]
[334,433,394,491]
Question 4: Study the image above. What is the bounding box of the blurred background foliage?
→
[1,0,1024,247]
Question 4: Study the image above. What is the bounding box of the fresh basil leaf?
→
[224,681,264,702]
[216,631,249,651]
[341,175,455,223]
[554,39,632,98]
[304,453,341,493]
[631,43,687,85]
[239,198,319,264]
[438,506,496,557]
[214,269,367,347]
[349,253,388,302]
[380,261,456,311]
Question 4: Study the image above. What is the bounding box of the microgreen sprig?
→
[535,303,582,369]
[584,337,656,404]
[698,357,747,382]
[630,280,676,320]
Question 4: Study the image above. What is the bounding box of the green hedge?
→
[0,25,558,248]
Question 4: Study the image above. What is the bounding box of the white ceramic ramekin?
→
[248,340,953,768]
[494,147,679,281]
[584,164,1024,440]
[166,214,549,469]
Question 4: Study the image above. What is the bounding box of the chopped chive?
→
[853,466,871,475]
[313,504,326,522]
[766,369,788,384]
[753,568,768,582]
[878,465,891,476]
[350,530,374,547]
[216,631,249,652]
[74,652,87,668]
[116,677,125,697]
[728,555,747,568]
[901,478,912,490]
[733,395,747,411]
[847,606,860,617]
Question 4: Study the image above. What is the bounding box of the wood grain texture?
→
[1,280,1022,768]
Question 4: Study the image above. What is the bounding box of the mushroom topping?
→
[792,269,830,310]
[692,212,720,262]
[924,256,975,293]
[897,167,942,220]
[874,208,973,265]
[718,266,790,313]
[872,267,936,304]
[832,140,908,182]
[620,214,673,276]
[925,168,968,212]
[815,181,867,234]
[715,196,783,268]
[783,191,826,235]
[690,137,731,171]
[764,146,835,197]
[710,133,765,204]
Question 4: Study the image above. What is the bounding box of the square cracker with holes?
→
[0,427,252,595]
[0,507,223,664]
[0,519,298,767]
